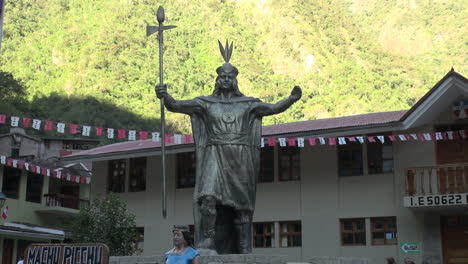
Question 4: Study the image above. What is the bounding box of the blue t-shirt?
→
[165,247,199,264]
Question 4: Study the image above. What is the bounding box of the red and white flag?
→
[2,206,8,219]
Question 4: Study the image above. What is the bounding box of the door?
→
[442,215,468,264]
[2,239,14,264]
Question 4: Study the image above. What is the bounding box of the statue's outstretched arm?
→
[253,86,302,117]
[155,84,203,114]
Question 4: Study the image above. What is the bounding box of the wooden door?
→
[2,239,14,264]
[442,215,468,264]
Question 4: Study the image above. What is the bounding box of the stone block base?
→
[110,254,287,264]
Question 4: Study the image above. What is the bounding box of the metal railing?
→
[406,163,468,196]
[44,193,90,210]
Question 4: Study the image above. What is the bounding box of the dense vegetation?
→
[0,0,466,136]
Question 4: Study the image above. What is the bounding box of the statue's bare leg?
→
[198,196,217,250]
[234,210,252,254]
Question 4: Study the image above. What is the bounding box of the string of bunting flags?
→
[1,114,467,147]
[0,155,91,185]
[262,129,468,147]
[0,113,193,144]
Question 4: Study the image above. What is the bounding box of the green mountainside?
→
[0,0,466,135]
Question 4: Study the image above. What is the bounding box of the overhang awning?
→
[0,222,65,241]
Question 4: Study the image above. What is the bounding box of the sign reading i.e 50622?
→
[24,243,109,264]
[403,193,468,207]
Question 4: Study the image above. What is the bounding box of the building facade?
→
[0,129,95,264]
[62,70,468,264]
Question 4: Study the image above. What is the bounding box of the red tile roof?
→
[262,110,407,136]
[64,140,183,158]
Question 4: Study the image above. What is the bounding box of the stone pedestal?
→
[110,254,287,264]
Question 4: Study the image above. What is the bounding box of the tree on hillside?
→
[71,193,139,256]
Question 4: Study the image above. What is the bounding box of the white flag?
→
[0,156,6,164]
[297,137,305,148]
[446,131,454,140]
[128,130,136,141]
[82,126,91,136]
[377,136,385,144]
[107,128,114,139]
[434,132,443,140]
[32,119,41,130]
[338,137,346,145]
[174,134,183,144]
[356,136,365,144]
[423,133,432,141]
[260,138,265,148]
[278,138,287,147]
[12,159,17,168]
[318,137,326,145]
[57,123,65,133]
[398,135,407,141]
[10,116,19,127]
[151,132,160,142]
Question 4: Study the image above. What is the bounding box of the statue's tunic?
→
[190,96,262,212]
[165,91,296,253]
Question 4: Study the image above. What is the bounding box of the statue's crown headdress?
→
[216,40,238,76]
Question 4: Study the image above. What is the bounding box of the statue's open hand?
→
[290,86,302,101]
[155,84,167,99]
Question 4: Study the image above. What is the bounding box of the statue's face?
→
[218,72,236,90]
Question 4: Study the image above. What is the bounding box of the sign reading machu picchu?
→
[24,243,109,264]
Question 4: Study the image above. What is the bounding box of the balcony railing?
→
[44,193,90,210]
[406,163,468,196]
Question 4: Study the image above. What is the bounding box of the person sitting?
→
[165,225,200,264]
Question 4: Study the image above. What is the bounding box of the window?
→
[26,172,43,203]
[278,147,300,181]
[371,217,397,245]
[279,221,301,247]
[108,159,126,193]
[338,142,363,177]
[340,218,366,246]
[253,222,275,248]
[258,147,274,182]
[2,167,22,199]
[368,138,393,174]
[129,158,146,192]
[177,152,196,188]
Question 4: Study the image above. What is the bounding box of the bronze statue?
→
[156,41,302,254]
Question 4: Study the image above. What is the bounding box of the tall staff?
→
[147,6,176,218]
[0,0,6,52]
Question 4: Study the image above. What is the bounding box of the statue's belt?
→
[204,133,256,146]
